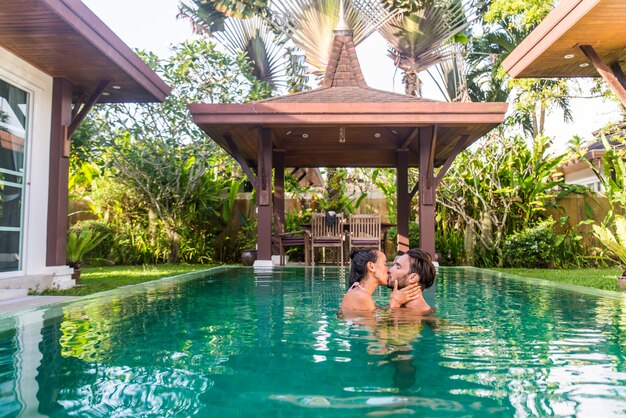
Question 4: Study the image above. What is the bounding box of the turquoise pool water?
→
[1,267,626,417]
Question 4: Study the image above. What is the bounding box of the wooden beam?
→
[67,79,109,137]
[580,45,626,107]
[401,128,419,149]
[71,92,87,120]
[223,134,257,186]
[434,134,470,188]
[610,62,626,90]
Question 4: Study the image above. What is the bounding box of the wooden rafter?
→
[434,134,470,188]
[224,134,257,186]
[580,45,626,107]
[68,79,109,137]
[401,128,419,149]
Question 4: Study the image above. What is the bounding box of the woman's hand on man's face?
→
[389,277,422,309]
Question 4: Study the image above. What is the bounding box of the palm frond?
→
[380,0,476,74]
[215,16,287,88]
[269,0,399,73]
[177,1,227,35]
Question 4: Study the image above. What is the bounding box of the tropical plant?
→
[88,39,269,262]
[579,134,626,216]
[66,228,108,269]
[436,133,566,266]
[179,4,307,93]
[593,215,626,275]
[379,0,477,96]
[502,219,557,268]
[269,0,398,74]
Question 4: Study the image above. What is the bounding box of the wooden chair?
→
[278,230,310,266]
[310,212,344,265]
[348,214,382,251]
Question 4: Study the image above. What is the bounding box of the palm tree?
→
[378,0,477,96]
[427,43,470,102]
[269,0,399,75]
[179,1,307,93]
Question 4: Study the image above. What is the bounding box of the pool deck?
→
[0,295,77,313]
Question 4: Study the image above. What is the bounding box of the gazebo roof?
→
[190,30,507,168]
[0,0,171,102]
[503,0,626,78]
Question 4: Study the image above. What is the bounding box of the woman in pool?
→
[340,249,422,312]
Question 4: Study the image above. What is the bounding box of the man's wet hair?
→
[402,248,436,290]
[348,248,379,287]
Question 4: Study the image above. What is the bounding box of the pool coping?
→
[468,266,626,300]
[0,265,236,324]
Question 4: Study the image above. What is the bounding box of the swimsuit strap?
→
[350,281,366,292]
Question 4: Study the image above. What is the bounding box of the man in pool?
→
[387,248,436,315]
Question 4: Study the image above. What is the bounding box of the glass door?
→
[0,78,29,273]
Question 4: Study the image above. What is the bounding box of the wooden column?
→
[257,128,273,262]
[396,149,410,253]
[273,150,285,253]
[273,150,285,234]
[580,45,626,107]
[46,78,73,266]
[418,126,436,259]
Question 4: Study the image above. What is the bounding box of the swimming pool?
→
[1,266,625,417]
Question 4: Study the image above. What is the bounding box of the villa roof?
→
[502,0,626,107]
[0,0,170,102]
[190,29,507,168]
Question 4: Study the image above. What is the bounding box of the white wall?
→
[0,45,57,286]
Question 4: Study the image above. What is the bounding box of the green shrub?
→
[503,220,557,268]
[69,220,113,265]
[436,227,466,266]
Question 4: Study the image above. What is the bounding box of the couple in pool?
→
[340,248,436,315]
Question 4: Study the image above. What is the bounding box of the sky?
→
[83,0,623,152]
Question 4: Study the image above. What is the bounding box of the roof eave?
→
[502,0,600,78]
[44,0,171,102]
[189,102,509,126]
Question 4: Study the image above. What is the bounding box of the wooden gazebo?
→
[190,27,508,265]
[503,0,626,107]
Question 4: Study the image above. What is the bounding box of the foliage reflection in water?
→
[0,267,626,417]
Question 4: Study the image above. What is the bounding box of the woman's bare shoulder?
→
[340,290,375,311]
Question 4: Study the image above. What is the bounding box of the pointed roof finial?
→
[334,0,352,34]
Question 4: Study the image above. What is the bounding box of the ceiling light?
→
[286,130,292,136]
[101,92,110,96]
[391,130,398,135]
[112,85,122,89]
[339,127,346,143]
[564,54,575,59]
[374,132,381,139]
[302,133,309,139]
[579,63,590,67]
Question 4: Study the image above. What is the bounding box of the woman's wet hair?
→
[405,248,436,289]
[348,249,379,287]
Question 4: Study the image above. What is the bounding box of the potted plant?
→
[593,215,626,290]
[66,228,107,282]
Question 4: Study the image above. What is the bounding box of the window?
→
[0,78,28,273]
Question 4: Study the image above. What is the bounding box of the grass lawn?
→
[37,264,217,297]
[489,267,624,292]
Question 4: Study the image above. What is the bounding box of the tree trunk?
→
[403,71,421,96]
[166,225,181,263]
